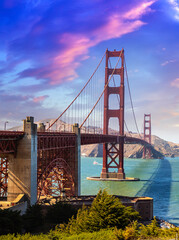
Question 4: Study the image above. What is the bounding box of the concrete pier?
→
[72,123,81,196]
[7,117,37,205]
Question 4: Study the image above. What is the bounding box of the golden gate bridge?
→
[0,49,153,205]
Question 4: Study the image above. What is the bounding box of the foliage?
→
[123,221,139,240]
[113,227,124,240]
[0,229,116,240]
[45,201,77,225]
[113,221,139,240]
[22,204,44,233]
[61,190,140,234]
[63,205,90,234]
[139,217,160,239]
[159,226,179,239]
[0,209,22,235]
[0,225,179,240]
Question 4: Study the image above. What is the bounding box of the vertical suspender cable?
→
[124,57,142,138]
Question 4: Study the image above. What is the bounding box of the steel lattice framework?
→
[101,49,125,179]
[37,158,75,200]
[143,114,152,159]
[37,132,76,199]
[0,131,24,197]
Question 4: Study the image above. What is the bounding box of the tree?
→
[0,209,22,235]
[46,202,77,225]
[63,190,140,234]
[23,204,44,233]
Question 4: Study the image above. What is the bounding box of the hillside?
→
[81,133,179,158]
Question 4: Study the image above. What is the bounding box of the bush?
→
[23,204,44,233]
[45,201,77,225]
[61,190,140,234]
[123,221,139,240]
[0,209,22,235]
[139,217,160,239]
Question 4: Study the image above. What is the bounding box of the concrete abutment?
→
[7,116,37,205]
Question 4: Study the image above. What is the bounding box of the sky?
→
[0,0,178,143]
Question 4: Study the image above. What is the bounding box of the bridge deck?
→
[0,131,151,154]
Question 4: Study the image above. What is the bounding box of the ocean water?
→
[81,157,179,226]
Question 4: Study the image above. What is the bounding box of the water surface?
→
[81,157,179,226]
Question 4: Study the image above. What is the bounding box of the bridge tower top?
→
[143,114,152,159]
[143,114,151,144]
[103,49,124,135]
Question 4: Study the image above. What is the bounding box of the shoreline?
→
[156,217,177,228]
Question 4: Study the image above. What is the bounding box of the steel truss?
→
[0,157,8,197]
[37,158,74,200]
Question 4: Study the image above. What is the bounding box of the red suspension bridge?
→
[0,49,153,205]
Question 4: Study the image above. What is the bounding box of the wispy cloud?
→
[124,0,156,19]
[171,78,179,88]
[33,95,48,103]
[161,59,176,66]
[168,0,179,20]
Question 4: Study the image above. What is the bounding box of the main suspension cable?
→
[47,50,107,130]
[80,50,123,128]
[124,57,142,138]
[109,59,132,137]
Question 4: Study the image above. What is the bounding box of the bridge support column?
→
[72,123,81,196]
[101,49,125,179]
[7,116,37,205]
[143,114,152,159]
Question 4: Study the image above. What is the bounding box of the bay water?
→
[81,157,179,226]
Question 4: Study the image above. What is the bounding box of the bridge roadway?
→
[0,130,151,155]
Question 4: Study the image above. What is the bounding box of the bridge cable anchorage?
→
[47,50,107,130]
[80,50,123,128]
[109,58,132,137]
[124,57,142,139]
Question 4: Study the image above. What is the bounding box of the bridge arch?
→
[37,158,75,201]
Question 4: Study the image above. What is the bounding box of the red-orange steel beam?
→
[143,114,152,158]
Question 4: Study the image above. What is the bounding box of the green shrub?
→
[0,209,22,235]
[45,201,77,225]
[61,190,140,234]
[139,217,160,239]
[123,221,139,240]
[160,226,179,239]
[23,204,44,233]
[113,227,124,240]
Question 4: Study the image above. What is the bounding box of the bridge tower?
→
[101,49,125,179]
[143,114,152,159]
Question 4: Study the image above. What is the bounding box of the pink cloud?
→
[33,95,48,103]
[92,18,145,43]
[47,1,157,85]
[161,59,176,66]
[15,0,157,85]
[171,111,179,116]
[124,1,156,19]
[48,35,93,85]
[171,78,179,88]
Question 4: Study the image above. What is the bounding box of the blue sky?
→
[0,0,178,143]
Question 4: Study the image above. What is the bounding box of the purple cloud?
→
[2,0,157,86]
